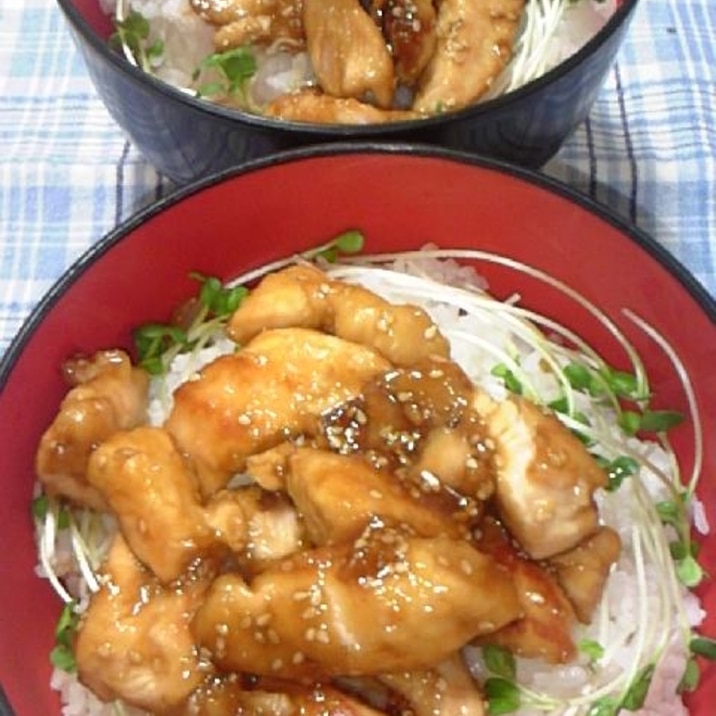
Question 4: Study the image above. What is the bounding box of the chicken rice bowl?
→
[101,0,621,124]
[33,238,712,715]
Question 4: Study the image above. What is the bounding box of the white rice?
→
[38,253,705,715]
[103,0,619,113]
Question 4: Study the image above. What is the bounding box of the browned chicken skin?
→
[193,524,522,678]
[303,0,396,107]
[36,349,149,511]
[413,0,525,113]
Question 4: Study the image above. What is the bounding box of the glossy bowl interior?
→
[56,0,639,183]
[1,144,714,714]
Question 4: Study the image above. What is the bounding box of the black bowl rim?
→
[1,140,714,395]
[55,0,640,135]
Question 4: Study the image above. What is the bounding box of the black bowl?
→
[57,0,639,184]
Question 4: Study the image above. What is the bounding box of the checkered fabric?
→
[1,0,714,357]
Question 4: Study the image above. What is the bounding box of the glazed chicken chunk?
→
[193,524,522,678]
[175,673,387,716]
[227,264,450,365]
[204,485,306,574]
[36,349,149,511]
[474,517,578,663]
[265,89,419,123]
[380,653,487,716]
[303,0,396,108]
[473,390,608,559]
[369,0,438,84]
[413,0,525,113]
[282,447,467,544]
[86,426,221,584]
[189,0,305,49]
[166,327,390,495]
[75,535,211,712]
[549,525,622,623]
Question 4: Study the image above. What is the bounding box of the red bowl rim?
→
[1,141,713,391]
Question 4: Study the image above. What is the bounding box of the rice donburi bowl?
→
[107,0,623,123]
[0,148,714,715]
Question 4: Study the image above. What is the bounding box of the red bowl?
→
[0,145,714,714]
[56,0,639,182]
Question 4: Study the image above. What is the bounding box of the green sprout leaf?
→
[578,638,605,663]
[604,455,639,492]
[656,499,681,526]
[190,272,249,319]
[133,322,188,375]
[56,505,71,530]
[194,46,257,99]
[485,677,521,715]
[618,410,642,436]
[483,644,516,680]
[310,229,366,263]
[679,656,700,693]
[676,555,704,588]
[690,635,716,660]
[563,362,594,392]
[586,696,620,716]
[110,10,164,73]
[50,644,76,673]
[600,365,643,400]
[51,602,80,673]
[491,364,523,395]
[621,664,654,710]
[638,409,684,432]
[619,408,684,436]
[669,539,700,561]
[32,494,70,528]
[32,494,49,521]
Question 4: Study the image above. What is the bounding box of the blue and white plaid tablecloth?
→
[1,0,714,357]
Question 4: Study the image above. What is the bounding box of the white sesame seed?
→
[316,629,330,644]
[267,629,280,644]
